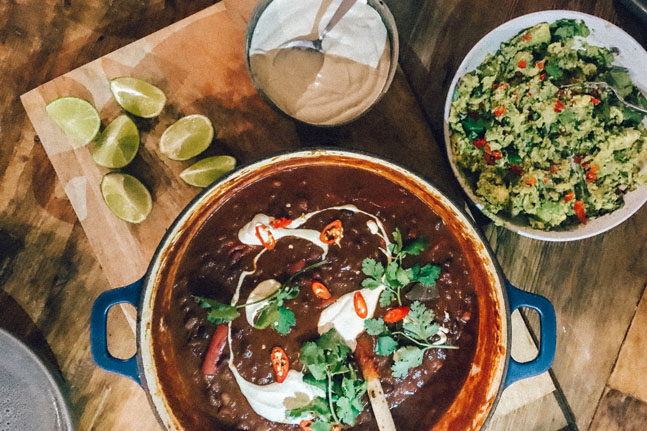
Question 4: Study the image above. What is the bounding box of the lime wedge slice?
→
[45,97,101,148]
[109,77,166,118]
[159,114,214,161]
[180,156,236,187]
[92,114,140,168]
[100,173,152,223]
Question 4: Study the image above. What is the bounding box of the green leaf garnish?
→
[391,346,425,378]
[289,329,366,428]
[194,259,325,334]
[361,229,441,307]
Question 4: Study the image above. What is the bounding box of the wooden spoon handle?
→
[355,336,397,431]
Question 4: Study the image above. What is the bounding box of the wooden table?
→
[1,1,646,430]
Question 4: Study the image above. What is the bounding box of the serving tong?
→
[561,81,647,115]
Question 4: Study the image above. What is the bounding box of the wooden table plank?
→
[607,285,647,403]
[590,388,647,431]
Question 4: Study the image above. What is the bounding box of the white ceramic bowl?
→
[443,10,647,242]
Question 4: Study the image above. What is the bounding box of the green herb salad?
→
[448,19,647,230]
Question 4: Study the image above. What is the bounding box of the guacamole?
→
[449,19,647,230]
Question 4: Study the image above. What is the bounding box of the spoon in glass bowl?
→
[279,0,358,52]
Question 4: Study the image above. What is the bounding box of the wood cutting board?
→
[20,1,555,426]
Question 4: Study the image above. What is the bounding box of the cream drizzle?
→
[225,204,393,424]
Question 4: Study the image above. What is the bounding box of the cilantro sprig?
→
[365,301,457,378]
[288,329,367,429]
[361,228,441,307]
[194,260,326,335]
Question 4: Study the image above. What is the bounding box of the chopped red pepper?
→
[384,306,410,323]
[536,61,544,70]
[320,219,343,245]
[353,291,368,318]
[269,217,292,229]
[525,177,537,185]
[573,154,585,164]
[472,138,487,149]
[484,144,492,153]
[255,224,276,250]
[549,164,558,174]
[271,347,290,383]
[522,33,532,41]
[492,150,503,160]
[493,105,507,117]
[591,97,601,105]
[554,100,565,113]
[518,60,527,68]
[299,420,313,431]
[484,152,495,165]
[539,73,547,80]
[586,165,599,183]
[311,281,332,300]
[202,324,229,377]
[574,200,587,224]
[564,191,575,203]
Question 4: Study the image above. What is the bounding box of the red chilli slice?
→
[312,281,332,300]
[320,219,343,244]
[202,324,229,377]
[271,347,289,383]
[354,291,368,318]
[255,224,276,250]
[384,306,410,323]
[269,217,292,229]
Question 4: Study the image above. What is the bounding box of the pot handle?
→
[90,278,143,385]
[504,281,556,388]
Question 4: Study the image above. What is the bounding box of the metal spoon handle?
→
[320,0,358,41]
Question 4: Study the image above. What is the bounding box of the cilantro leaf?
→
[287,396,332,421]
[275,306,296,335]
[376,335,398,356]
[194,297,240,323]
[412,264,441,287]
[392,228,403,254]
[361,258,384,279]
[379,289,396,307]
[361,278,382,289]
[312,422,332,431]
[385,262,402,287]
[364,318,388,336]
[404,301,440,340]
[395,266,411,286]
[296,330,366,427]
[254,303,279,329]
[336,397,358,425]
[545,61,563,79]
[392,346,424,378]
[402,237,428,256]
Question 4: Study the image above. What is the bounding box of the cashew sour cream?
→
[248,0,391,125]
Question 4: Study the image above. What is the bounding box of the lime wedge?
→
[100,173,152,223]
[159,114,214,161]
[180,156,236,187]
[45,97,101,148]
[92,114,140,168]
[109,77,166,118]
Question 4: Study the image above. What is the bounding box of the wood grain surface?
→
[2,1,647,431]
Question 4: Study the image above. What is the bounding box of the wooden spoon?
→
[354,335,397,431]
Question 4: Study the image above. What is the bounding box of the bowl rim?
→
[135,147,511,431]
[442,10,647,242]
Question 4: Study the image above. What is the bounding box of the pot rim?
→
[136,147,512,431]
